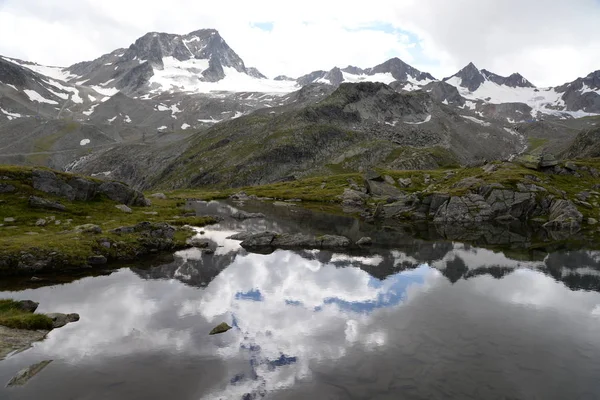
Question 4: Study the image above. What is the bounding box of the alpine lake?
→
[1,199,600,400]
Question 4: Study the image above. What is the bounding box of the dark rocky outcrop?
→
[30,169,149,206]
[28,196,66,211]
[382,181,583,232]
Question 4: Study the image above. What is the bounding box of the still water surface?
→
[1,201,600,399]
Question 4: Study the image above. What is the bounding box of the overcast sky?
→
[1,0,599,87]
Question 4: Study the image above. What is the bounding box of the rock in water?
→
[231,211,265,220]
[6,360,53,387]
[209,322,232,335]
[45,313,80,329]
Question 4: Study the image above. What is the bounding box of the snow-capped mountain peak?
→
[64,28,289,96]
[296,57,435,90]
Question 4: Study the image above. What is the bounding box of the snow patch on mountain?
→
[80,139,90,146]
[341,71,396,85]
[148,57,297,94]
[405,115,432,125]
[91,86,120,97]
[462,115,491,126]
[1,108,23,120]
[23,89,58,104]
[2,57,76,81]
[82,104,98,116]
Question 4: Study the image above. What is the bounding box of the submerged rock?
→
[6,360,53,387]
[209,322,232,335]
[239,232,352,251]
[231,211,265,220]
[188,237,210,248]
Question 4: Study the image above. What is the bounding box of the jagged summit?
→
[296,57,435,88]
[481,69,535,88]
[445,62,535,91]
[64,28,280,94]
[444,62,485,92]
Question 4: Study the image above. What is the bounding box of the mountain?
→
[70,82,527,189]
[443,62,600,119]
[481,69,534,88]
[554,70,600,113]
[0,56,101,122]
[297,57,435,90]
[1,26,599,184]
[64,29,290,95]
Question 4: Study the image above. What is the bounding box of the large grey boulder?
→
[543,199,583,231]
[67,177,98,201]
[485,189,537,218]
[434,194,493,223]
[320,235,351,248]
[98,181,148,206]
[32,169,75,200]
[365,180,403,198]
[28,196,66,211]
[340,188,367,208]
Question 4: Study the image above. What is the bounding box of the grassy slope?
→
[0,166,216,274]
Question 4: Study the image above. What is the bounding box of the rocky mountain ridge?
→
[0,27,599,185]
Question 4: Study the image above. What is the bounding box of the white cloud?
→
[0,0,598,86]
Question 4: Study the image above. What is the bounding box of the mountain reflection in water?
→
[1,201,600,400]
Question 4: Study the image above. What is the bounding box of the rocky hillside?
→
[143,82,525,189]
[562,126,600,159]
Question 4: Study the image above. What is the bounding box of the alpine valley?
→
[4,25,600,400]
[0,27,598,189]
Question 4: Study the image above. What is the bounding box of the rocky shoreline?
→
[338,160,599,234]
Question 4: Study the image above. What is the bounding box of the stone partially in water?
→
[231,211,265,220]
[209,322,232,335]
[6,360,53,387]
[45,313,80,329]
